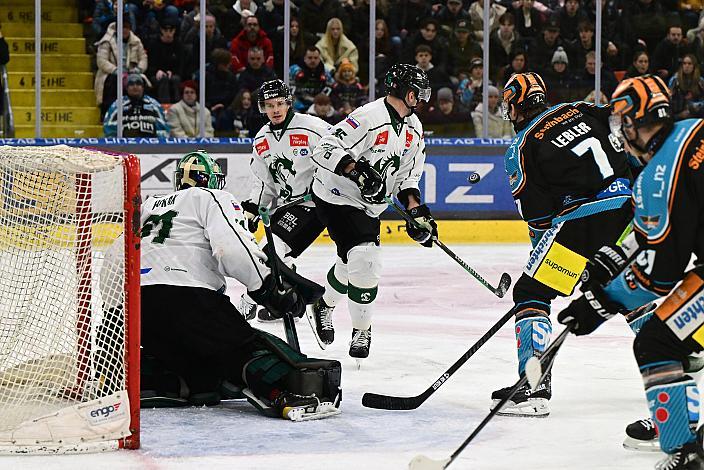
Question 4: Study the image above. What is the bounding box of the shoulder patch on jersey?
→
[345,116,360,129]
[255,139,270,155]
[504,140,525,195]
[289,134,308,146]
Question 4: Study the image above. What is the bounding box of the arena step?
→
[7,72,94,90]
[1,7,78,24]
[8,54,92,73]
[7,38,86,55]
[14,125,104,138]
[2,22,83,38]
[14,107,101,126]
[11,90,96,107]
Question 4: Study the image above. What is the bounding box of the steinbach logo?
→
[533,108,581,139]
[374,130,389,146]
[289,134,308,146]
[689,138,704,170]
[255,139,270,155]
[89,402,122,419]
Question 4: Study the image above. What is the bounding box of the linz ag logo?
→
[255,139,270,155]
[90,402,122,419]
[289,134,308,146]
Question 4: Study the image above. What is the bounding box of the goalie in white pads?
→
[238,79,330,322]
[308,64,437,363]
[140,151,341,421]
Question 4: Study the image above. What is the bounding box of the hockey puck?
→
[467,172,481,184]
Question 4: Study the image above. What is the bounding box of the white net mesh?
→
[0,146,132,447]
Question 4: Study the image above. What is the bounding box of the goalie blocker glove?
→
[338,156,386,204]
[405,204,437,247]
[241,200,260,233]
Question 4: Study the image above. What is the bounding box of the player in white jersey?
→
[140,151,341,421]
[238,79,330,322]
[308,64,438,363]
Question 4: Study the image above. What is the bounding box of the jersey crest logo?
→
[255,139,270,155]
[373,153,401,179]
[269,155,297,200]
[374,130,389,146]
[333,128,348,140]
[639,214,661,229]
[345,116,360,129]
[405,130,413,148]
[289,134,309,146]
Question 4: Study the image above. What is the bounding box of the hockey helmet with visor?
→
[257,79,293,114]
[385,64,431,113]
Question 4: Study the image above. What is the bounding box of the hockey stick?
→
[408,324,574,470]
[385,197,511,298]
[259,207,301,352]
[362,307,515,410]
[252,194,312,224]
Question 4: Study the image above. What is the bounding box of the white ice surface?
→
[1,244,667,470]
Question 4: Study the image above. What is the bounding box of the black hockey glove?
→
[580,244,629,287]
[241,200,260,233]
[248,274,306,319]
[557,284,626,336]
[345,157,386,204]
[405,204,438,247]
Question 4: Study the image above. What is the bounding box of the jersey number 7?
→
[570,137,614,180]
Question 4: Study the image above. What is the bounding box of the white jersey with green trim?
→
[140,187,270,292]
[311,97,426,217]
[248,112,330,208]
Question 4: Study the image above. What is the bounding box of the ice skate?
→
[257,307,300,323]
[272,391,340,421]
[655,442,704,470]
[623,417,660,452]
[306,297,335,349]
[490,371,551,417]
[349,327,371,369]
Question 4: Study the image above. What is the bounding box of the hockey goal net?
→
[0,145,140,453]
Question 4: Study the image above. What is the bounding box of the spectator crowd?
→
[81,0,704,138]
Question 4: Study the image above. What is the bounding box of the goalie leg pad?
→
[347,243,382,330]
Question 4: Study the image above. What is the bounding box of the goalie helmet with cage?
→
[257,79,293,113]
[174,150,226,191]
[502,72,547,121]
[609,74,673,157]
[384,64,431,110]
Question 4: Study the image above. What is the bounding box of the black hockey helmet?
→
[257,79,293,113]
[609,74,673,157]
[384,64,431,111]
[502,72,547,120]
[174,150,226,191]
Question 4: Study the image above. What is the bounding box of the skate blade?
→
[492,398,550,417]
[622,436,661,452]
[285,402,340,422]
[408,454,450,470]
[305,305,328,350]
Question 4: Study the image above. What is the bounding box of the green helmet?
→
[173,151,226,191]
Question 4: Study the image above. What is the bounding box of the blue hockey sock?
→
[515,306,552,376]
[642,362,699,454]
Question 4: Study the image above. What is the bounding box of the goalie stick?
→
[259,207,301,352]
[407,324,574,470]
[362,307,515,410]
[385,197,511,298]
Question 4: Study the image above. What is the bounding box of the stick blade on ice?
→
[362,392,421,410]
[496,272,512,298]
[408,455,450,470]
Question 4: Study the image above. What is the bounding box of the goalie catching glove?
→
[340,156,386,204]
[405,204,437,247]
[241,200,260,233]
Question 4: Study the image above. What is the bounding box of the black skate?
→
[349,327,371,369]
[256,307,279,323]
[238,294,256,321]
[306,298,335,349]
[655,440,704,470]
[624,417,660,452]
[272,391,340,421]
[490,371,551,417]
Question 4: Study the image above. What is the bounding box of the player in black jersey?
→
[491,72,637,416]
